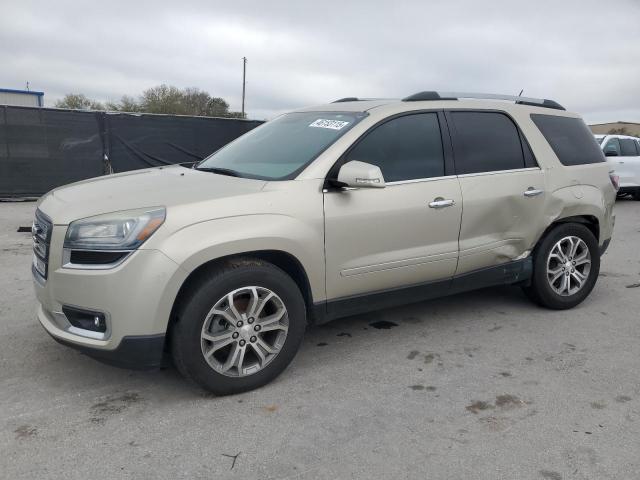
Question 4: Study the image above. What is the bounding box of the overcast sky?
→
[1,0,638,123]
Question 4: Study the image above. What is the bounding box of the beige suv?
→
[33,92,616,394]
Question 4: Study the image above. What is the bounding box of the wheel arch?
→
[169,250,315,330]
[534,214,600,256]
[548,214,599,241]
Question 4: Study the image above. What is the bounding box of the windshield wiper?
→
[194,166,242,177]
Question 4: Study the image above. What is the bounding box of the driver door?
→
[323,112,462,313]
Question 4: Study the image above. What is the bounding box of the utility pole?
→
[241,57,247,119]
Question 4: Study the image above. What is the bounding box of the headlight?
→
[64,207,166,250]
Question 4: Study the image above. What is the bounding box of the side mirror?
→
[605,150,619,157]
[336,160,385,189]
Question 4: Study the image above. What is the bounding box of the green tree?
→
[139,84,185,114]
[106,95,141,112]
[57,85,241,117]
[182,87,235,117]
[608,127,629,135]
[55,93,105,110]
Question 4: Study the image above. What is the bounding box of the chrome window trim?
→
[385,175,458,186]
[457,167,541,178]
[323,168,541,190]
[61,248,134,270]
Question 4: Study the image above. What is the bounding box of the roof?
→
[0,87,44,97]
[296,99,578,118]
[295,99,394,113]
[295,91,572,115]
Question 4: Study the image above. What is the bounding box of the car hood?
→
[37,165,267,224]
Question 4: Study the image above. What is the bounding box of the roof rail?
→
[332,97,360,103]
[402,91,565,110]
[402,91,457,102]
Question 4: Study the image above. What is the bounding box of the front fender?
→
[157,214,325,302]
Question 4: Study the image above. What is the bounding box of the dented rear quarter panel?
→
[513,109,616,246]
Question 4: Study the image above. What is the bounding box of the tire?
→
[632,190,640,201]
[171,258,306,395]
[522,223,600,310]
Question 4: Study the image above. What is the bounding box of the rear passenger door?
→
[446,110,546,275]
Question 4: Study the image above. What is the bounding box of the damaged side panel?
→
[455,167,547,275]
[544,184,609,243]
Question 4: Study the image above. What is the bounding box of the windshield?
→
[595,136,605,144]
[197,111,366,180]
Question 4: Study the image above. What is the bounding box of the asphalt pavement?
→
[1,199,639,479]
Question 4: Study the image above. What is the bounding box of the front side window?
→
[345,113,445,182]
[531,114,605,165]
[603,138,621,156]
[449,111,526,174]
[620,138,639,156]
[197,112,365,180]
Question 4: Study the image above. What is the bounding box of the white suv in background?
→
[596,134,640,200]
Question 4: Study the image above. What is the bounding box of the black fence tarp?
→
[0,105,263,197]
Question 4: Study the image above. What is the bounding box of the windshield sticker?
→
[309,119,350,130]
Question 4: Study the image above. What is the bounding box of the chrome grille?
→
[32,210,52,280]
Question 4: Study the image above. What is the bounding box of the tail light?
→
[609,171,620,191]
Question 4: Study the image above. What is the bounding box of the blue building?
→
[0,88,44,107]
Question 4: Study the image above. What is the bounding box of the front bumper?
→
[37,304,167,369]
[34,222,188,368]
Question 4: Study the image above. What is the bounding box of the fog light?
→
[62,306,107,333]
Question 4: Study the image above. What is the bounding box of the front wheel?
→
[523,223,600,309]
[171,259,306,395]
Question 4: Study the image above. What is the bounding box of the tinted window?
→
[522,135,539,168]
[620,138,639,156]
[450,112,526,174]
[198,112,364,180]
[603,138,621,156]
[531,114,605,165]
[345,113,444,182]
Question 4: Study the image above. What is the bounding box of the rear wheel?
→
[171,258,306,395]
[523,223,600,309]
[632,190,640,201]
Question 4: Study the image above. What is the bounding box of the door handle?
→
[523,187,544,197]
[429,198,455,208]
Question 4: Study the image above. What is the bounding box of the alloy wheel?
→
[200,286,289,377]
[546,235,591,296]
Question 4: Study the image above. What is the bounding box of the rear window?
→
[531,114,605,166]
[450,111,526,174]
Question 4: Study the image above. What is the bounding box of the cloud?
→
[1,0,638,122]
